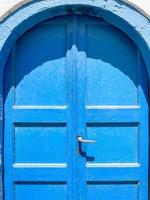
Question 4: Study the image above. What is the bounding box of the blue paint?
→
[15,125,67,163]
[87,183,137,200]
[86,20,138,105]
[87,125,138,163]
[15,183,66,200]
[15,19,67,106]
[4,14,149,200]
[0,0,149,200]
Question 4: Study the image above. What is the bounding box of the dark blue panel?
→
[86,24,138,106]
[15,23,67,106]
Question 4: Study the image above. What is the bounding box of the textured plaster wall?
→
[0,0,31,21]
[123,0,150,18]
[0,0,150,21]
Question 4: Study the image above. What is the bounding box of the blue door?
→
[4,15,149,200]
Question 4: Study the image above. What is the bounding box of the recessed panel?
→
[15,124,67,163]
[15,24,67,106]
[86,25,138,106]
[87,183,137,200]
[87,124,138,163]
[15,183,66,200]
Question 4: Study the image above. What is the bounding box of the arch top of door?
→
[0,0,150,78]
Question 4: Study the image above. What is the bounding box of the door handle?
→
[77,136,96,143]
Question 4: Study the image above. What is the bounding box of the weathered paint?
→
[123,0,150,18]
[0,0,150,21]
[4,14,149,200]
[0,0,150,199]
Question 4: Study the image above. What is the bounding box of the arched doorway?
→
[4,14,149,200]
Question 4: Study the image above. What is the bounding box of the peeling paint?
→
[0,0,149,22]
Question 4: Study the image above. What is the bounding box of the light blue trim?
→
[0,0,150,199]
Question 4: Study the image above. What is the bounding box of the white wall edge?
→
[0,0,149,22]
[122,0,150,19]
[0,0,31,22]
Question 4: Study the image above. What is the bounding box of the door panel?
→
[4,15,149,200]
[86,23,138,106]
[87,184,137,200]
[15,124,67,163]
[15,183,66,200]
[15,22,67,106]
[87,124,138,163]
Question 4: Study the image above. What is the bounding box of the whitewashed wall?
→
[0,0,150,21]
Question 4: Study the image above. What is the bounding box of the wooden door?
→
[4,15,149,200]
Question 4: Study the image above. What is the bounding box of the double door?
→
[4,15,149,200]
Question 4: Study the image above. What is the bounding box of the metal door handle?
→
[77,136,96,143]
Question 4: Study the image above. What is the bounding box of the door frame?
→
[0,1,150,199]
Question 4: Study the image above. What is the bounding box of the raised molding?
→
[0,0,150,22]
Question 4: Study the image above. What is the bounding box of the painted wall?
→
[0,0,150,21]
